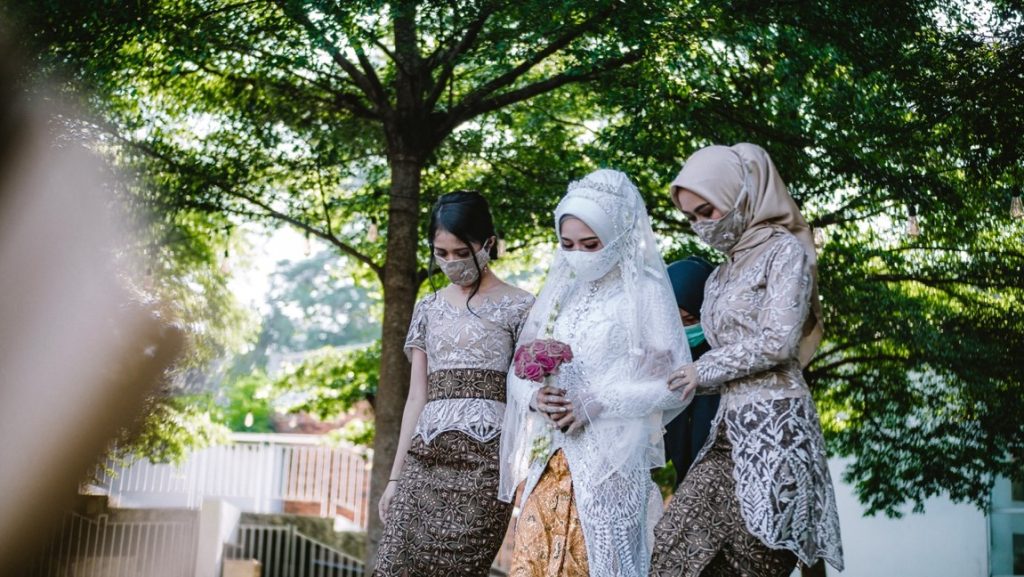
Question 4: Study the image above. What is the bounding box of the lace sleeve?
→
[510,293,535,344]
[695,236,812,389]
[403,299,427,361]
[574,353,691,422]
[573,278,692,421]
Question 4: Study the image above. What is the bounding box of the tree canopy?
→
[8,0,1023,560]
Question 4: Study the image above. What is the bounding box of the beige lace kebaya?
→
[666,143,843,570]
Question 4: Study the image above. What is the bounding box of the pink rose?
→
[546,341,572,362]
[535,351,557,373]
[522,361,545,383]
[514,360,531,380]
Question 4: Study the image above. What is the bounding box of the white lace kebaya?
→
[500,169,692,577]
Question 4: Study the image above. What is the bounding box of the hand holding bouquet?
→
[514,339,574,461]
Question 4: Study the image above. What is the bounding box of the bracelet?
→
[388,478,400,483]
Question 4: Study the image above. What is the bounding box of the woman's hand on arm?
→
[667,363,698,398]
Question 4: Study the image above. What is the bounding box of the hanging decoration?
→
[813,227,825,249]
[367,219,379,242]
[906,205,921,238]
[1011,195,1023,220]
[219,247,231,274]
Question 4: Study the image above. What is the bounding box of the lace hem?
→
[414,398,505,443]
[703,397,844,570]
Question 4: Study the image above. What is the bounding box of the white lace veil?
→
[499,169,691,502]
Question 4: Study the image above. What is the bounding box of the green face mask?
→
[684,323,705,348]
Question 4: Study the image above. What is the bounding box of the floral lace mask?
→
[692,207,745,253]
[438,244,490,286]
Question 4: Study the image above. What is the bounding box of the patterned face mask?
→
[560,238,620,282]
[692,207,746,253]
[437,244,490,286]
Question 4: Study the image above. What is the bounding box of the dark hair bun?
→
[429,190,498,259]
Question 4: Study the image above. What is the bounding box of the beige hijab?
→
[670,143,823,367]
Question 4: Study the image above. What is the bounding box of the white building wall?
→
[793,458,989,577]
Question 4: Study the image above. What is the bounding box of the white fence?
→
[91,434,371,529]
[225,524,365,577]
[26,512,198,577]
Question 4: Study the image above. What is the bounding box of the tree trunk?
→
[365,153,422,565]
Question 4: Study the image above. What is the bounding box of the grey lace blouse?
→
[694,231,844,570]
[404,285,534,444]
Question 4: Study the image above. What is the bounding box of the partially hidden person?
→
[662,256,719,488]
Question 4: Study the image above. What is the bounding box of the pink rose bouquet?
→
[513,339,574,383]
[514,339,574,462]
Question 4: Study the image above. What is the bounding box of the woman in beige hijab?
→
[649,143,843,576]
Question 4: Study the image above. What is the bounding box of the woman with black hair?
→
[374,191,534,577]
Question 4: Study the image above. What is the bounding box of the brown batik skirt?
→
[509,449,589,577]
[649,423,797,577]
[374,369,512,577]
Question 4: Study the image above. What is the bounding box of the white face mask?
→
[560,241,619,282]
[437,243,490,286]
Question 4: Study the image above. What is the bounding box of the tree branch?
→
[452,5,618,113]
[813,197,894,228]
[276,0,390,115]
[196,0,264,20]
[217,40,379,118]
[811,340,866,363]
[322,4,401,70]
[424,5,497,109]
[226,187,382,277]
[700,100,814,150]
[884,245,1024,260]
[116,132,383,276]
[806,354,913,380]
[446,51,641,131]
[352,42,390,105]
[870,274,1020,290]
[197,62,378,120]
[314,158,335,238]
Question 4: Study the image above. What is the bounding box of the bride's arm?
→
[564,279,693,425]
[570,349,692,424]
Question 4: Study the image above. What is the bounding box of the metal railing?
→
[25,511,197,577]
[225,524,364,577]
[91,433,371,528]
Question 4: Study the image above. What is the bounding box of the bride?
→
[500,169,692,577]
